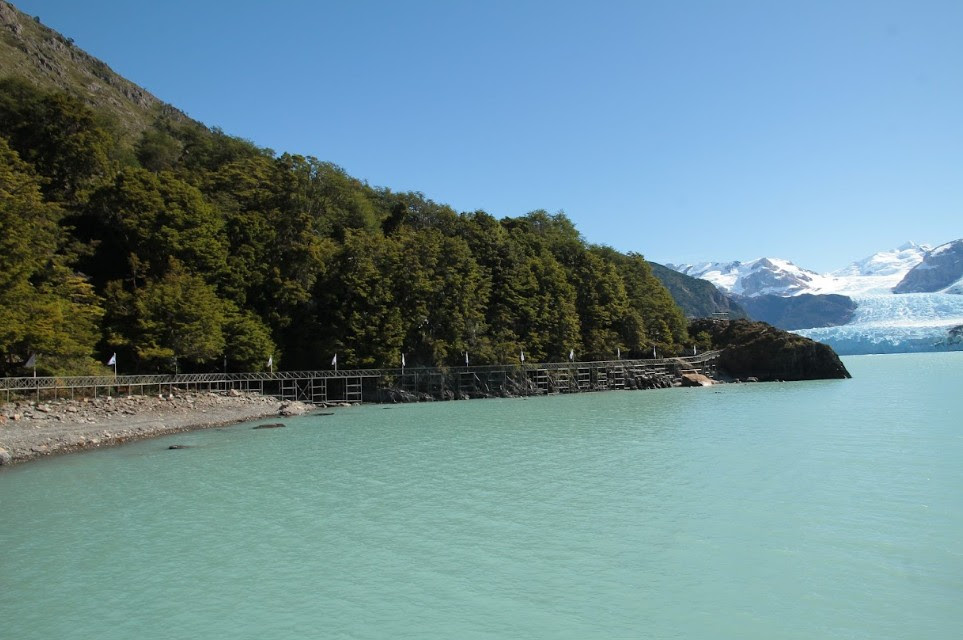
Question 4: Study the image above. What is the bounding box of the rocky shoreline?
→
[0,390,316,466]
[1,320,851,467]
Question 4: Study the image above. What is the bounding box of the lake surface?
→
[2,353,961,639]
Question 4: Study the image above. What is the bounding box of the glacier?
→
[671,240,963,354]
[794,293,963,354]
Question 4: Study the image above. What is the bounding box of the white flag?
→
[267,355,273,368]
[652,346,657,359]
[107,353,116,366]
[465,351,469,366]
[520,350,525,362]
[569,349,574,362]
[331,353,338,366]
[617,347,621,360]
[401,353,406,367]
[25,353,36,368]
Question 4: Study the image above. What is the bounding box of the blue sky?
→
[15,0,962,272]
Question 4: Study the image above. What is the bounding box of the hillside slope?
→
[0,3,693,375]
[0,1,186,142]
[648,262,748,319]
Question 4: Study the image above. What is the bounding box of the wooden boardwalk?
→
[1,352,719,404]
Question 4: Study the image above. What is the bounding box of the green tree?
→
[223,308,277,371]
[83,168,229,287]
[571,250,630,358]
[394,229,490,366]
[0,137,104,374]
[129,260,227,370]
[135,123,184,172]
[317,230,406,367]
[522,250,581,361]
[0,78,116,203]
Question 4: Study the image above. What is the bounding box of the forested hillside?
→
[1,8,691,376]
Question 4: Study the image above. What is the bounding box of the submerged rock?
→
[253,423,286,429]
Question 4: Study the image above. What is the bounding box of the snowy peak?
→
[670,241,940,298]
[894,239,963,294]
[832,242,930,278]
[737,258,823,297]
[669,257,832,297]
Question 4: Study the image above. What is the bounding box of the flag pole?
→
[30,354,37,402]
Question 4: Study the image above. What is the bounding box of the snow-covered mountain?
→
[667,258,826,297]
[893,240,963,294]
[668,242,932,298]
[669,240,962,354]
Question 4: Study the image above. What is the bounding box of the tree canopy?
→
[0,81,692,375]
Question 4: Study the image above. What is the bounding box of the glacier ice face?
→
[795,293,963,354]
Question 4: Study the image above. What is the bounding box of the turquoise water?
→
[2,353,961,639]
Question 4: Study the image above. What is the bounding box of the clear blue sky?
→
[15,0,963,272]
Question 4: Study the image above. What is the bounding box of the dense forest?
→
[0,77,693,376]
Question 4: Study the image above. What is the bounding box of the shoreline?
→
[0,391,313,467]
[1,377,715,466]
[0,357,797,468]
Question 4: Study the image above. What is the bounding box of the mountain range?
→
[667,240,963,354]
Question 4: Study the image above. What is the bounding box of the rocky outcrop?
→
[690,318,851,381]
[278,401,310,416]
[680,373,714,387]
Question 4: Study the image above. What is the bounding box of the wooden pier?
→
[0,352,719,405]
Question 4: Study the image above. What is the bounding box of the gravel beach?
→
[0,390,315,466]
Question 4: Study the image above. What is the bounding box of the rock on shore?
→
[0,391,314,466]
[691,318,851,381]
